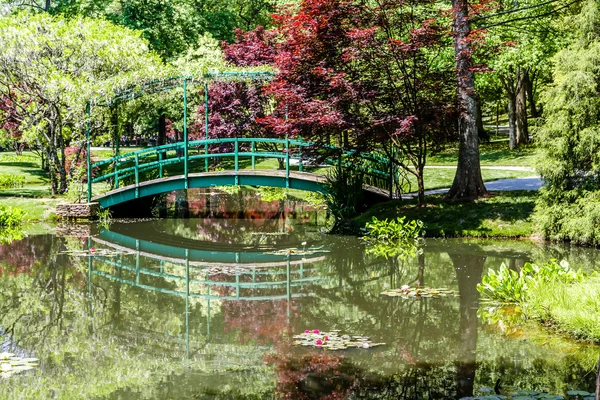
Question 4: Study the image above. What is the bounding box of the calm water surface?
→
[1,190,599,399]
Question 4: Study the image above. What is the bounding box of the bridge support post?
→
[184,78,189,189]
[234,137,239,185]
[86,101,92,203]
[251,141,256,169]
[285,135,290,188]
[134,154,139,198]
[298,137,303,172]
[204,82,209,172]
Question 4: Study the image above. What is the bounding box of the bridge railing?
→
[89,137,396,199]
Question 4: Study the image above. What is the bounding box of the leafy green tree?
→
[534,0,600,243]
[0,12,164,194]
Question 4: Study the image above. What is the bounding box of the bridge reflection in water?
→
[85,227,330,358]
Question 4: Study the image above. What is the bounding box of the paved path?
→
[402,175,542,199]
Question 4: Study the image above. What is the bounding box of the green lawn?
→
[355,190,538,238]
[429,140,536,167]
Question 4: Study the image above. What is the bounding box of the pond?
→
[1,189,599,399]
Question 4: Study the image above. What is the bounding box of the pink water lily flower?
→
[315,339,323,345]
[313,329,320,334]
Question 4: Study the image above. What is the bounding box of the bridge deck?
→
[92,169,389,207]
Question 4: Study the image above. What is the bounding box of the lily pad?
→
[381,285,460,299]
[293,329,384,351]
[566,391,590,397]
[0,354,39,378]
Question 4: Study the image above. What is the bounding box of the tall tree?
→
[446,0,488,199]
[0,12,164,194]
[249,0,457,205]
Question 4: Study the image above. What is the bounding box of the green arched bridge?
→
[88,137,397,208]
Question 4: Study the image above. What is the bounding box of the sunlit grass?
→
[526,276,600,342]
[355,190,538,238]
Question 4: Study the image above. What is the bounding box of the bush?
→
[477,259,585,304]
[534,189,600,245]
[0,204,26,228]
[326,162,365,230]
[0,174,25,188]
[361,216,423,260]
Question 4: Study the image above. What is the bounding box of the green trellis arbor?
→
[85,72,398,207]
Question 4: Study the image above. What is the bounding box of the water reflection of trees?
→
[1,233,599,398]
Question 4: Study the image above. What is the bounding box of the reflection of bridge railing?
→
[91,255,321,301]
[95,228,328,266]
[88,137,396,206]
[89,228,329,301]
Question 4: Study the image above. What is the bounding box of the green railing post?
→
[135,239,140,284]
[114,160,119,189]
[298,137,303,172]
[183,78,189,188]
[234,137,239,185]
[285,135,290,188]
[251,141,256,169]
[185,249,190,359]
[158,152,163,178]
[204,82,209,172]
[86,101,92,203]
[134,153,139,198]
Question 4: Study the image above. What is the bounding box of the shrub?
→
[477,259,585,304]
[326,162,365,229]
[0,204,26,228]
[534,190,600,245]
[361,216,423,260]
[0,174,25,188]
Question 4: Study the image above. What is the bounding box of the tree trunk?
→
[416,169,426,207]
[450,251,486,400]
[516,79,528,145]
[158,113,166,146]
[58,133,67,193]
[525,70,538,118]
[476,100,486,140]
[447,0,487,199]
[507,91,517,150]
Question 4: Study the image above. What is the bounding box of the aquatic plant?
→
[381,285,459,299]
[0,352,38,378]
[461,387,597,399]
[293,329,384,350]
[361,216,423,260]
[477,260,585,304]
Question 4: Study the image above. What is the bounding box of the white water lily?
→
[1,363,12,372]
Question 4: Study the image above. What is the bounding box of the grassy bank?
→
[526,276,600,341]
[354,190,538,238]
[479,260,600,343]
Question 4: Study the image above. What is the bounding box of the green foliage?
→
[477,260,585,304]
[361,216,423,260]
[0,174,24,188]
[303,192,327,209]
[325,163,365,227]
[0,204,26,243]
[0,204,26,228]
[258,187,287,202]
[534,0,600,243]
[534,190,600,245]
[97,207,112,229]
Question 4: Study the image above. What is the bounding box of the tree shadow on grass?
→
[359,190,538,237]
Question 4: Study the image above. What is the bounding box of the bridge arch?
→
[86,74,399,209]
